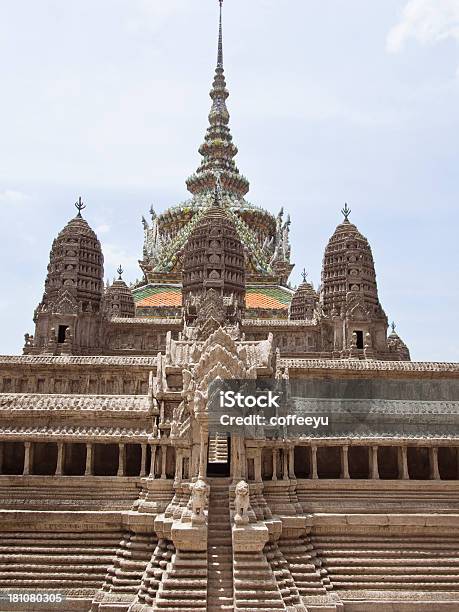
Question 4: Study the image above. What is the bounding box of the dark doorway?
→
[57,325,68,344]
[207,435,231,477]
[355,330,364,349]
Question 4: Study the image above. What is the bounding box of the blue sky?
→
[0,0,458,361]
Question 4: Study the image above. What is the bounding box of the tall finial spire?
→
[218,0,223,68]
[391,321,396,333]
[117,265,124,280]
[186,0,250,200]
[301,269,308,283]
[75,196,86,218]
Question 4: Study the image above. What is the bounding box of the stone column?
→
[398,445,409,480]
[140,444,147,477]
[255,448,262,483]
[198,430,207,480]
[288,447,295,479]
[85,443,93,476]
[55,442,64,476]
[370,446,379,479]
[150,445,157,478]
[175,449,183,483]
[340,445,350,479]
[272,449,278,481]
[23,441,33,476]
[429,446,441,480]
[117,444,126,477]
[282,448,289,480]
[161,445,167,480]
[311,445,318,479]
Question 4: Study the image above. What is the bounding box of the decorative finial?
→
[302,269,308,282]
[117,265,124,280]
[218,1,224,65]
[391,321,396,333]
[341,202,351,222]
[75,196,86,218]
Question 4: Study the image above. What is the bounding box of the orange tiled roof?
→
[245,287,291,310]
[135,286,182,308]
[133,285,293,311]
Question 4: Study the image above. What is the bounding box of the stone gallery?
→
[1,1,458,611]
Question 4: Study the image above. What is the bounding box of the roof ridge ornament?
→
[302,269,308,282]
[117,265,124,280]
[391,321,396,333]
[213,172,223,207]
[75,196,86,218]
[341,202,351,222]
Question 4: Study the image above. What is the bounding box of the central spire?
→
[186,0,249,201]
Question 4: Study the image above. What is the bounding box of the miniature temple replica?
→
[0,2,458,611]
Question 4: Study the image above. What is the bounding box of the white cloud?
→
[0,189,29,203]
[102,243,140,283]
[95,224,111,235]
[387,0,459,53]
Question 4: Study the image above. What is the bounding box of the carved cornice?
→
[281,358,459,373]
[0,394,150,412]
[0,355,158,366]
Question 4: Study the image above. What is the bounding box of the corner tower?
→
[27,198,104,355]
[320,204,388,357]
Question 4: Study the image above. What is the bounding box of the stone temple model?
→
[1,2,458,611]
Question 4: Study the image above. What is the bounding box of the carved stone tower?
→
[289,270,319,320]
[103,267,135,319]
[320,204,388,357]
[30,199,104,354]
[182,179,246,334]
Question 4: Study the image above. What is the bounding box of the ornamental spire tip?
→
[341,202,351,222]
[75,196,86,218]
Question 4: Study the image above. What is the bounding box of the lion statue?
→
[234,480,250,525]
[190,478,207,525]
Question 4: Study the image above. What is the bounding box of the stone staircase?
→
[208,435,228,464]
[91,532,157,610]
[278,534,331,596]
[233,550,285,611]
[207,478,233,611]
[153,550,207,611]
[131,539,175,609]
[313,533,459,591]
[0,530,121,589]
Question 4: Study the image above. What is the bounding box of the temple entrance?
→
[207,434,231,477]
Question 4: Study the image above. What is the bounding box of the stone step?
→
[235,599,285,609]
[154,602,206,610]
[159,589,207,599]
[161,578,207,588]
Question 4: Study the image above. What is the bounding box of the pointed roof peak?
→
[217,0,224,69]
[186,0,250,200]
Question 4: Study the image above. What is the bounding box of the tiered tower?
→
[31,198,104,354]
[186,0,249,200]
[320,204,388,356]
[289,270,319,320]
[103,266,136,319]
[182,177,246,333]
